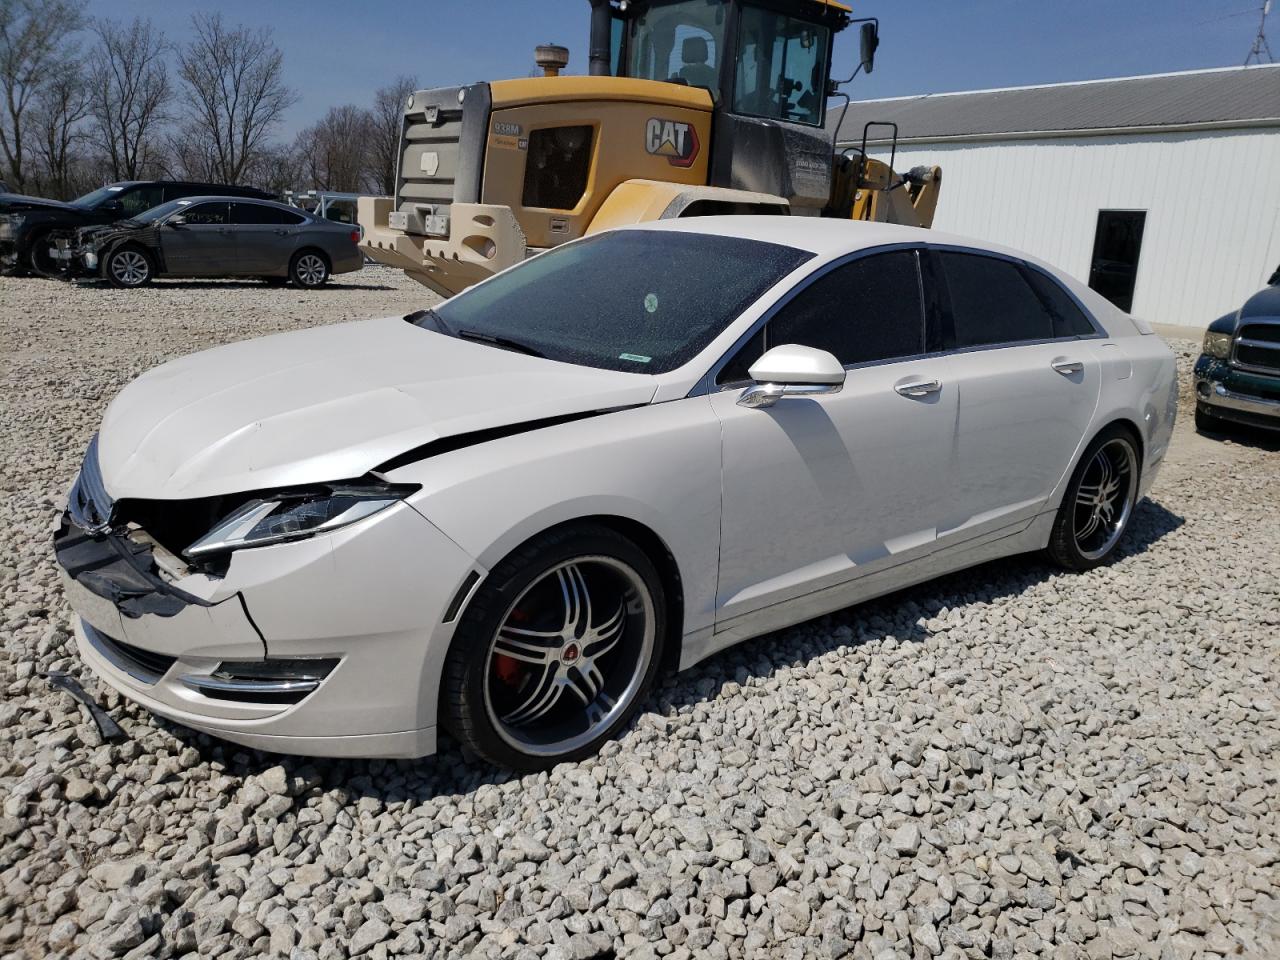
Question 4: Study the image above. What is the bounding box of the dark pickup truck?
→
[0,180,274,275]
[1194,282,1280,434]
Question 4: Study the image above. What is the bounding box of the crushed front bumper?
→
[54,498,482,759]
[1194,354,1280,431]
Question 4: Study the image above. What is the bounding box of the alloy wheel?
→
[110,250,149,286]
[295,254,326,286]
[1072,438,1137,560]
[483,556,654,758]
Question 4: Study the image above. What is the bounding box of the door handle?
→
[274,229,289,236]
[894,378,942,398]
[1051,358,1084,376]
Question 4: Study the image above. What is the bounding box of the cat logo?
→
[645,117,699,168]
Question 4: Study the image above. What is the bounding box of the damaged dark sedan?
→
[49,196,364,289]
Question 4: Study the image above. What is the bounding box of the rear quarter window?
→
[939,251,1054,348]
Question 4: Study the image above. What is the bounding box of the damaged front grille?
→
[82,621,177,684]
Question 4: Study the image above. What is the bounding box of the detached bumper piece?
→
[179,658,338,705]
[53,516,210,618]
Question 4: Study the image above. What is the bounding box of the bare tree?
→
[31,65,91,198]
[177,13,296,185]
[295,105,373,193]
[88,17,172,181]
[0,0,84,192]
[369,75,416,196]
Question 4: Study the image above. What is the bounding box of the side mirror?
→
[101,199,123,213]
[166,216,186,227]
[738,344,845,409]
[860,22,879,75]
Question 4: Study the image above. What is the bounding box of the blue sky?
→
[100,0,1270,137]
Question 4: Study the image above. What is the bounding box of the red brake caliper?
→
[495,606,532,686]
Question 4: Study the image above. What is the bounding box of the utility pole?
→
[1245,0,1274,64]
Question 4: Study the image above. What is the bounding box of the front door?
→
[711,249,957,625]
[929,249,1102,542]
[159,201,235,276]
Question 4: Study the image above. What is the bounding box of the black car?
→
[0,180,274,276]
[1194,280,1280,433]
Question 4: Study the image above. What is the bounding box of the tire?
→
[103,245,153,288]
[289,250,329,288]
[1046,425,1141,571]
[442,523,666,771]
[1194,405,1215,434]
[26,231,58,277]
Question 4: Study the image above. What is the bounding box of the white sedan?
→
[54,217,1177,769]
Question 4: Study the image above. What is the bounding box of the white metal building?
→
[832,65,1280,330]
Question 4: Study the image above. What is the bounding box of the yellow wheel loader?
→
[360,0,941,296]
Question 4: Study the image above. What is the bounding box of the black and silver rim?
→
[483,556,654,758]
[1073,438,1137,560]
[110,250,149,286]
[295,254,326,286]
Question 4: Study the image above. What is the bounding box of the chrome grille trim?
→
[1233,320,1280,376]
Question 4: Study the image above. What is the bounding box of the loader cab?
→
[604,0,850,209]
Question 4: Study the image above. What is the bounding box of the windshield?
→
[626,0,728,89]
[71,186,125,208]
[734,5,830,126]
[130,198,188,223]
[422,230,812,374]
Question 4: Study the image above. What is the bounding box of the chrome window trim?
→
[691,241,1106,397]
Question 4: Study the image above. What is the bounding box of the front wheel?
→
[1046,426,1141,570]
[442,524,666,771]
[289,250,329,288]
[103,246,153,288]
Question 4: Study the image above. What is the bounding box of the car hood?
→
[0,192,80,212]
[97,316,658,500]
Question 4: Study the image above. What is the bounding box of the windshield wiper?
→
[456,329,546,359]
[406,308,454,335]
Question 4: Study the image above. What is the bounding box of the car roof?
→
[626,215,1035,264]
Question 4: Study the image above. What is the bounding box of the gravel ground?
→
[1,269,1278,960]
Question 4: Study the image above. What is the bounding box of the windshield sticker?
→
[643,293,658,314]
[619,353,652,364]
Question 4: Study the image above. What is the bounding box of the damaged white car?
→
[54,217,1177,769]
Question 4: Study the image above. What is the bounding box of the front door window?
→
[734,5,830,126]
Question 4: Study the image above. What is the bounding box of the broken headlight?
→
[1202,331,1233,360]
[184,483,416,558]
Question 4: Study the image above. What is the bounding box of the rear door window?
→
[1023,268,1097,338]
[938,251,1055,348]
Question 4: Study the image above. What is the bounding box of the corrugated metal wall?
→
[870,128,1280,329]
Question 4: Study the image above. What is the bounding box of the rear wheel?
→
[289,250,329,288]
[103,245,153,288]
[442,523,665,770]
[1046,426,1141,570]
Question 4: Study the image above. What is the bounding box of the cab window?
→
[734,5,830,126]
[626,0,727,91]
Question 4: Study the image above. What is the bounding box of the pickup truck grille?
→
[1234,322,1280,375]
[394,82,491,237]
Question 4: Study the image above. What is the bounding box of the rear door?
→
[928,249,1102,543]
[229,202,305,274]
[158,201,235,276]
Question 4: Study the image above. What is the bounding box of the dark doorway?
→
[1088,210,1146,312]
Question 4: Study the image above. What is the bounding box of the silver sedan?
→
[53,217,1176,769]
